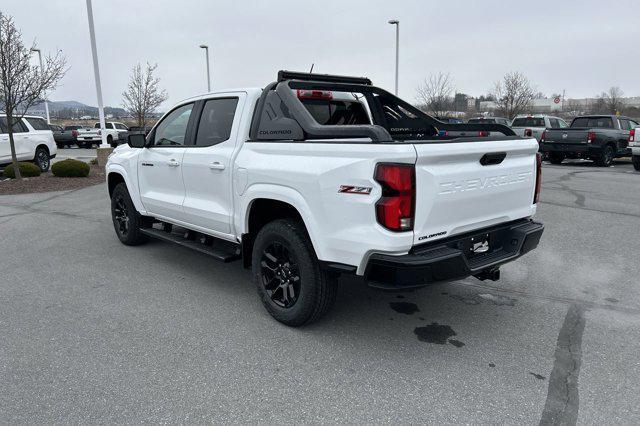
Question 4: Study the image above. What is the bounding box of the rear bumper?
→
[539,142,594,154]
[364,219,544,290]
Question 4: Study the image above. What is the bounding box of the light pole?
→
[85,0,107,148]
[199,44,211,92]
[388,20,399,95]
[30,48,50,124]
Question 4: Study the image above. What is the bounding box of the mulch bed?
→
[0,164,105,195]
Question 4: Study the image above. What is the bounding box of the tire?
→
[548,152,564,165]
[107,135,113,147]
[34,146,50,172]
[633,155,640,171]
[251,219,338,326]
[56,142,64,149]
[596,145,614,167]
[77,142,85,149]
[110,143,118,148]
[110,183,148,246]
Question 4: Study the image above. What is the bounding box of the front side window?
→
[26,117,50,130]
[115,123,128,130]
[153,103,193,146]
[548,118,560,128]
[558,119,569,128]
[619,119,630,131]
[195,98,239,147]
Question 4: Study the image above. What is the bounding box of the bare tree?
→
[491,71,535,120]
[598,86,625,114]
[122,63,168,127]
[0,13,66,179]
[415,72,454,117]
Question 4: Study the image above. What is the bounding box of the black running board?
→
[140,227,241,263]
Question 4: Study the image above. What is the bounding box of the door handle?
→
[167,159,180,167]
[209,161,226,170]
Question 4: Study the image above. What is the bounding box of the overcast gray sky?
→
[4,0,639,109]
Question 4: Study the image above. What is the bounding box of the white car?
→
[511,115,569,141]
[76,121,129,148]
[106,71,544,326]
[630,125,640,171]
[0,114,57,171]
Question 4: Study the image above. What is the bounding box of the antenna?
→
[309,63,314,73]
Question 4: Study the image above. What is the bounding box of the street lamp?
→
[199,44,211,92]
[30,48,50,124]
[388,20,399,95]
[85,0,107,148]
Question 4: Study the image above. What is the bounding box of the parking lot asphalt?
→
[1,160,639,423]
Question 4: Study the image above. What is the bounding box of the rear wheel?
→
[34,146,50,172]
[596,145,614,167]
[548,152,565,165]
[633,155,640,171]
[77,142,85,149]
[251,219,338,326]
[111,183,147,246]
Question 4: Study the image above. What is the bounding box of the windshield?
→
[512,118,545,127]
[572,117,613,128]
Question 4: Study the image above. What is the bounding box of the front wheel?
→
[34,146,50,172]
[251,219,338,326]
[111,183,147,246]
[633,155,640,171]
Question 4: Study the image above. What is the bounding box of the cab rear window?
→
[512,118,545,127]
[301,99,370,125]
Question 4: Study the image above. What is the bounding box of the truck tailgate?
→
[412,139,538,246]
[544,128,589,145]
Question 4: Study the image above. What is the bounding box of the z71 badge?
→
[338,185,372,195]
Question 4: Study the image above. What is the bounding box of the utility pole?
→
[30,48,50,124]
[388,20,399,95]
[85,0,107,147]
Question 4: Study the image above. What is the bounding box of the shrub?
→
[2,162,42,179]
[51,159,90,178]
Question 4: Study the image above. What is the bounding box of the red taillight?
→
[629,129,635,143]
[296,89,333,100]
[478,130,489,137]
[587,131,596,143]
[540,130,546,143]
[534,153,542,204]
[374,163,415,232]
[71,130,78,137]
[524,128,532,137]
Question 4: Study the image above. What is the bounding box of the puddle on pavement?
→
[414,322,462,346]
[390,302,420,315]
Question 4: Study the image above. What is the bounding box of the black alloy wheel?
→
[260,241,301,308]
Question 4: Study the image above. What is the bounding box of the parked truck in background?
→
[631,125,640,171]
[77,122,129,148]
[511,115,569,141]
[106,71,544,326]
[540,115,636,166]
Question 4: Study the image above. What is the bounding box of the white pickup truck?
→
[77,121,129,148]
[511,115,569,141]
[106,71,544,326]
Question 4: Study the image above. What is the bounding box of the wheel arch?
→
[106,166,147,214]
[240,188,321,268]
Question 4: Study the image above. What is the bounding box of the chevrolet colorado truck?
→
[106,71,544,326]
[540,115,636,166]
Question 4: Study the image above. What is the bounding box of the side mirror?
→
[127,133,146,148]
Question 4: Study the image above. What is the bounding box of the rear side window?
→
[65,126,82,130]
[572,117,613,128]
[468,118,496,124]
[25,117,49,130]
[512,117,545,127]
[548,118,560,128]
[195,98,239,147]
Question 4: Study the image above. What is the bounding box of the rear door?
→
[138,102,194,220]
[181,94,244,235]
[412,138,538,245]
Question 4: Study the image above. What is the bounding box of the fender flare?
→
[106,164,147,214]
[240,183,324,259]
